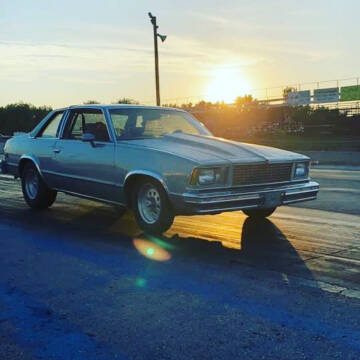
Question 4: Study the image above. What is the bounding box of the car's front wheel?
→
[243,207,277,219]
[133,179,174,234]
[21,162,57,210]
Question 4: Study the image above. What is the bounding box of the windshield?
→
[109,108,210,140]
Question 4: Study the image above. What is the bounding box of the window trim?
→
[60,108,114,143]
[35,111,65,139]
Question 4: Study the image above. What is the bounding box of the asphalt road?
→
[0,168,359,359]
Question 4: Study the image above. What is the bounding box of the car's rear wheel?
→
[243,207,277,219]
[21,162,57,210]
[133,178,174,234]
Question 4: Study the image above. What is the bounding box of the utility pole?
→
[148,12,166,106]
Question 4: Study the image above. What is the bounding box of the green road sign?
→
[340,85,360,101]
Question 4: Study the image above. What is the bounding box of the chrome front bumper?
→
[172,180,319,215]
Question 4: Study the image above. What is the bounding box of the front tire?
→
[21,162,57,210]
[243,207,277,219]
[132,179,174,234]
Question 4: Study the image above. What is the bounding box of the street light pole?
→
[148,12,166,106]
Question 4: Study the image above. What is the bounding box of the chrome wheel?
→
[137,183,161,224]
[25,168,39,200]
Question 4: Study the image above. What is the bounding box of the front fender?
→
[124,170,169,194]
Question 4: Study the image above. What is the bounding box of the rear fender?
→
[18,155,44,180]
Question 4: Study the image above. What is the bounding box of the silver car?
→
[1,105,319,234]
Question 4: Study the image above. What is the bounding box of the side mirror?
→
[81,133,96,146]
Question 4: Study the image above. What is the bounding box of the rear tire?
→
[243,207,276,219]
[21,162,57,210]
[132,178,174,234]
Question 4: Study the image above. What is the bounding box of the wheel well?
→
[123,174,168,207]
[18,158,33,178]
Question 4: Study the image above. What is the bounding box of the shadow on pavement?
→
[1,199,315,281]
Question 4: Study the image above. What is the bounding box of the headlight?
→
[198,169,216,184]
[190,167,227,185]
[294,162,308,178]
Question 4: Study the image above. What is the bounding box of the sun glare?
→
[205,65,251,103]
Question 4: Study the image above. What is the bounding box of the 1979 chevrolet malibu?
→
[1,105,319,234]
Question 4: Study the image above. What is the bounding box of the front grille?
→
[232,163,293,186]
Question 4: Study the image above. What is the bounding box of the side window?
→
[63,110,110,142]
[39,112,64,138]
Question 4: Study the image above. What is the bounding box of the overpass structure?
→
[255,77,360,115]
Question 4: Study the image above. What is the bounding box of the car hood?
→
[123,133,309,164]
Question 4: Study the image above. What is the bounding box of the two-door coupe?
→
[1,105,319,233]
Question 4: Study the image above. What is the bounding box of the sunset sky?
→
[1,0,359,107]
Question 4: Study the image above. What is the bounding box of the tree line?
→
[165,96,360,139]
[0,103,52,136]
[0,99,138,135]
[0,98,359,138]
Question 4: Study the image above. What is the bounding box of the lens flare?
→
[135,278,147,287]
[133,238,171,261]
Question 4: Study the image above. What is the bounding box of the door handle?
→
[53,148,61,153]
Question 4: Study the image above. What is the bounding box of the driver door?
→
[52,108,117,202]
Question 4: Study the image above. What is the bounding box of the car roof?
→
[54,104,185,112]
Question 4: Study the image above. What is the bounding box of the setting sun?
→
[205,65,251,103]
